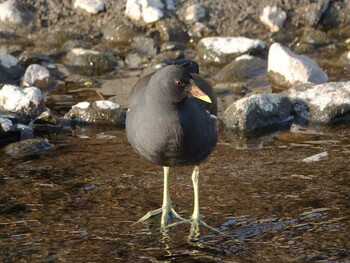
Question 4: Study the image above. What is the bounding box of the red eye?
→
[175,80,185,87]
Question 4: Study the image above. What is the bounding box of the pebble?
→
[0,85,45,119]
[285,81,350,124]
[125,0,167,24]
[0,53,24,83]
[302,151,328,163]
[268,42,328,87]
[259,5,287,32]
[73,0,106,14]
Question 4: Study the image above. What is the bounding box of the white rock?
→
[198,37,266,55]
[268,43,328,87]
[0,0,23,24]
[71,48,100,56]
[0,85,45,118]
[73,101,91,109]
[259,5,287,32]
[184,4,206,22]
[73,0,105,14]
[23,64,51,86]
[302,151,328,163]
[125,0,172,23]
[0,53,19,68]
[95,100,120,110]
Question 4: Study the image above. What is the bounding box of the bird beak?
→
[189,79,212,103]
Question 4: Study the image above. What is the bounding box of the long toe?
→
[132,206,185,226]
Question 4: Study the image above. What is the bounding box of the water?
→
[1,122,349,261]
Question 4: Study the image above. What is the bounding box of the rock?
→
[30,111,66,134]
[65,48,117,76]
[214,55,267,82]
[0,85,45,119]
[299,28,333,48]
[0,118,33,147]
[0,0,23,24]
[259,5,287,32]
[154,19,190,42]
[268,43,328,88]
[132,36,159,57]
[197,36,266,64]
[22,64,57,90]
[73,0,106,14]
[284,82,350,124]
[64,100,125,126]
[302,151,328,163]
[103,24,136,45]
[184,4,207,23]
[18,51,52,66]
[0,53,24,83]
[4,138,53,158]
[223,93,294,134]
[125,0,175,24]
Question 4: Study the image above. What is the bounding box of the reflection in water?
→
[1,125,350,261]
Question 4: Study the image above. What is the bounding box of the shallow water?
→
[1,122,350,262]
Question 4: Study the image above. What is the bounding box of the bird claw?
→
[132,206,185,226]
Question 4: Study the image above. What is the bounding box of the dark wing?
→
[128,72,154,108]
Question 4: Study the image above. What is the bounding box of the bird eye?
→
[175,80,185,87]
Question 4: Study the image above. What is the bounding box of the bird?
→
[126,60,218,233]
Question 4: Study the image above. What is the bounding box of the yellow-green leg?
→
[133,166,185,227]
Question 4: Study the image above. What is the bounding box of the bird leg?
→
[167,166,225,236]
[133,166,185,227]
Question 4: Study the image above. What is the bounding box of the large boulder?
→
[268,42,328,87]
[285,82,350,124]
[223,93,294,134]
[0,85,45,119]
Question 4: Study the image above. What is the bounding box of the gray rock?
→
[18,51,52,65]
[0,53,24,83]
[214,55,267,82]
[0,0,34,33]
[103,24,136,45]
[132,36,159,57]
[268,43,328,88]
[73,0,106,14]
[22,64,57,90]
[223,93,294,134]
[0,117,13,133]
[0,118,33,147]
[65,48,117,76]
[0,85,45,119]
[13,124,34,140]
[154,19,190,42]
[64,100,125,126]
[284,82,350,124]
[197,36,266,64]
[4,138,53,158]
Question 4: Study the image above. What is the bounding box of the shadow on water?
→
[1,121,350,261]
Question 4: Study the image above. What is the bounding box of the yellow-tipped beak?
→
[189,79,212,103]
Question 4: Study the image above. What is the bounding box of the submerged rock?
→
[0,117,33,147]
[259,5,287,32]
[30,111,66,134]
[268,43,328,87]
[285,82,350,124]
[0,85,45,119]
[214,55,267,82]
[65,48,117,76]
[197,36,266,64]
[64,100,125,126]
[223,93,294,134]
[4,138,53,158]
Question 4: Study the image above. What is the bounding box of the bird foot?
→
[132,206,185,226]
[166,216,226,237]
